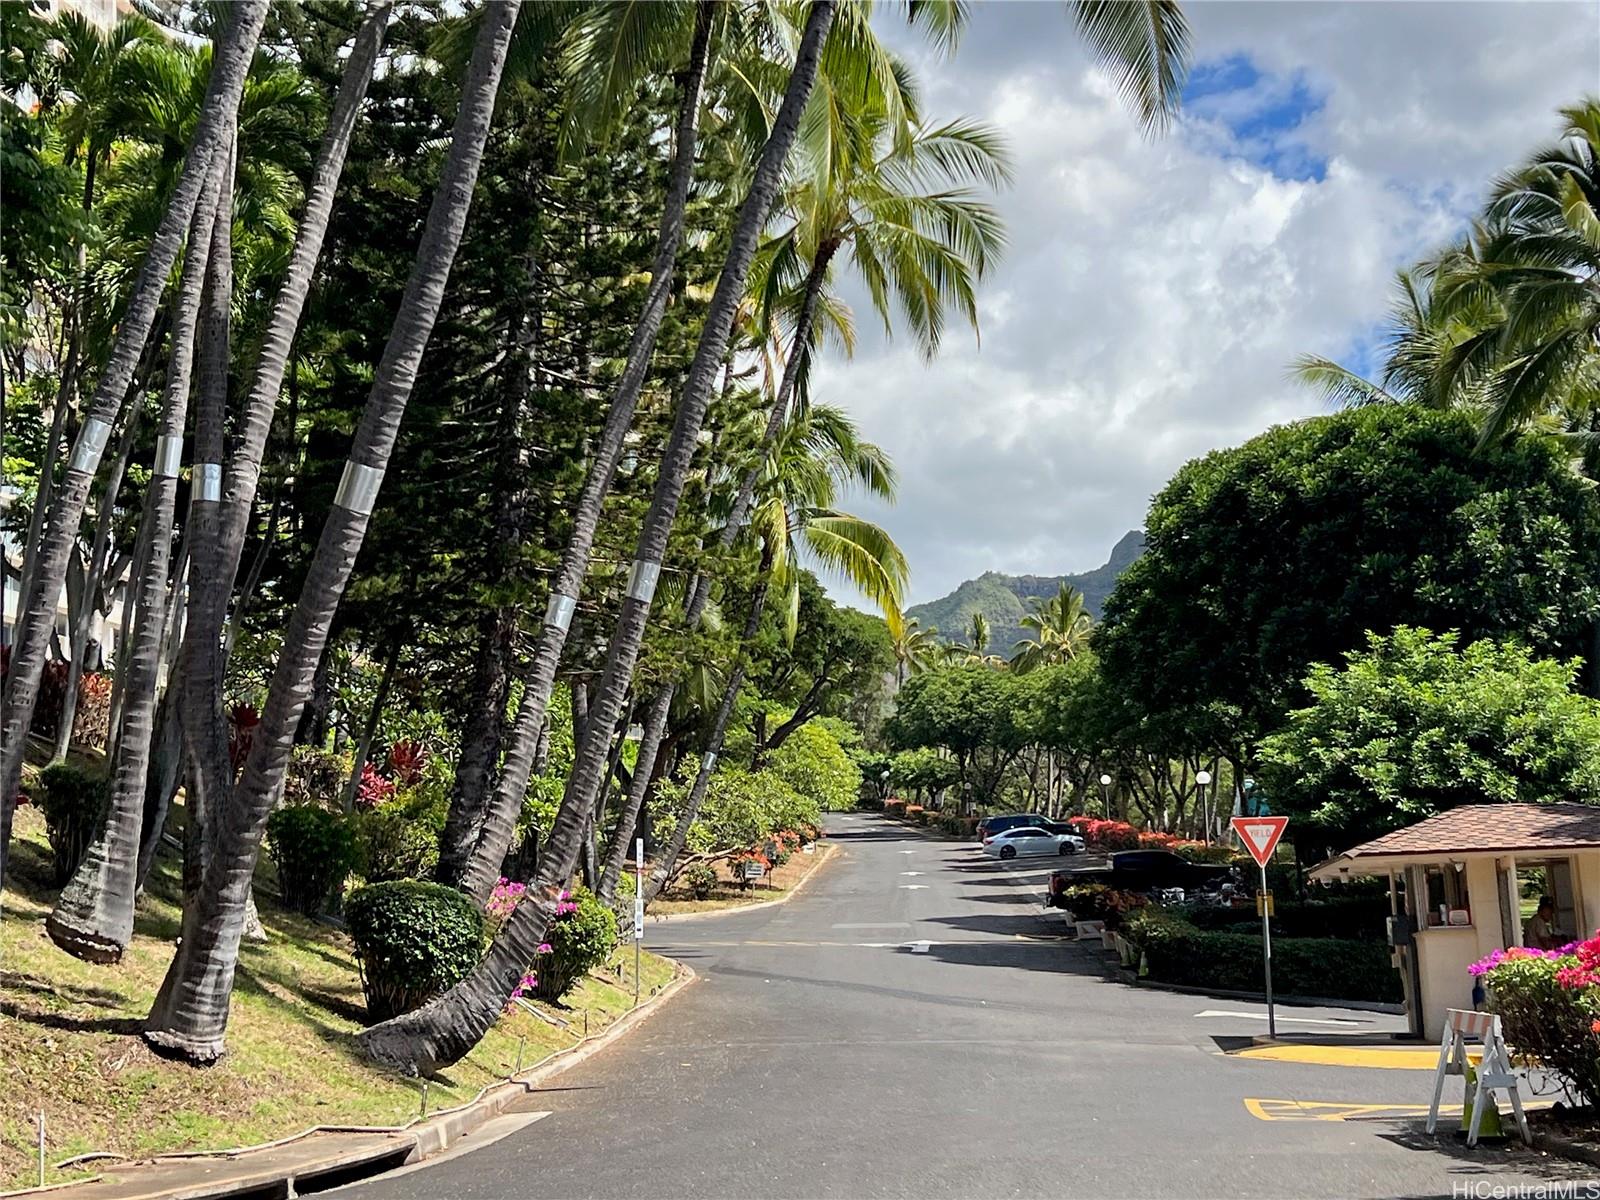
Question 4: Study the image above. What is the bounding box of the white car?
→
[982,826,1084,860]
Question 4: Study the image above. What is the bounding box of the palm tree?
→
[44,152,229,963]
[143,1,524,1064]
[1010,583,1093,672]
[437,0,718,895]
[177,2,392,896]
[892,617,939,685]
[447,0,937,900]
[359,0,841,1078]
[641,403,908,894]
[0,0,268,896]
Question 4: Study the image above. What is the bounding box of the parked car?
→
[982,826,1085,860]
[1048,849,1237,902]
[976,813,1048,841]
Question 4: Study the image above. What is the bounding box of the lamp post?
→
[880,768,891,803]
[1196,770,1213,844]
[1099,773,1112,820]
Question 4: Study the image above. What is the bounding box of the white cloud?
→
[809,0,1599,609]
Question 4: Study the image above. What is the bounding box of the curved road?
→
[337,815,1586,1199]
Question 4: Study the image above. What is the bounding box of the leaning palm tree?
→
[359,0,841,1078]
[143,2,523,1063]
[177,2,392,896]
[1010,583,1093,673]
[640,403,908,896]
[447,0,940,901]
[0,1,268,896]
[437,0,719,893]
[46,154,229,963]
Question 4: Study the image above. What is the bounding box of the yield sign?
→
[1231,816,1289,867]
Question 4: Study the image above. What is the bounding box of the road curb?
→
[646,842,840,923]
[5,962,697,1200]
[1120,970,1404,1014]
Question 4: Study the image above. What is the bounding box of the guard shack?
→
[1310,804,1600,1041]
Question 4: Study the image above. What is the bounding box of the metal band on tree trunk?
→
[334,460,384,515]
[68,418,112,473]
[626,559,661,604]
[196,462,222,502]
[544,592,577,632]
[703,751,717,772]
[153,435,184,479]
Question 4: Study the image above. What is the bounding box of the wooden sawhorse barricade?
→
[1425,1008,1530,1146]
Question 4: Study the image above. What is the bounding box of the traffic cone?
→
[1459,1062,1505,1139]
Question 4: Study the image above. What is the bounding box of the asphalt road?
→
[337,815,1596,1199]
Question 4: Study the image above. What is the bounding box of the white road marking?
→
[908,941,931,954]
[899,884,929,890]
[1194,1009,1365,1027]
[900,871,924,876]
[898,850,918,855]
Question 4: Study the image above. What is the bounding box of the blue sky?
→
[813,1,1600,609]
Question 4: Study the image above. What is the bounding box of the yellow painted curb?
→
[1231,1041,1480,1070]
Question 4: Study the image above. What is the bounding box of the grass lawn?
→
[646,842,834,917]
[2,755,677,1192]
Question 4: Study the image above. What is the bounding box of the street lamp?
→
[1099,773,1113,820]
[880,768,891,803]
[1196,770,1213,844]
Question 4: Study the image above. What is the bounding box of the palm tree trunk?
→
[443,0,716,900]
[0,2,266,895]
[644,545,774,904]
[52,411,142,762]
[597,684,671,901]
[359,2,836,1077]
[341,641,401,811]
[143,2,521,1063]
[46,154,228,964]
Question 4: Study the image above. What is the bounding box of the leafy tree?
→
[884,664,1029,805]
[765,718,861,812]
[1258,627,1600,848]
[1097,405,1600,758]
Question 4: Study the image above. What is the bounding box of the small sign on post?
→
[1231,815,1290,1038]
[633,839,644,1008]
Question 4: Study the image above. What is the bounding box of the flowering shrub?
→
[355,761,397,809]
[1065,817,1142,851]
[1059,883,1148,928]
[228,703,260,774]
[884,798,907,817]
[535,886,617,1002]
[388,740,428,787]
[486,878,527,924]
[1477,934,1600,1107]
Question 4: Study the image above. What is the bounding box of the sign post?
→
[1230,815,1289,1038]
[634,838,644,1008]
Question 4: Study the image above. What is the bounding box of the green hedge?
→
[1175,894,1390,941]
[347,881,486,1022]
[267,804,358,915]
[1124,909,1400,1003]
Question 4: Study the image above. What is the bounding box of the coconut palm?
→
[643,404,908,892]
[447,0,939,900]
[359,0,841,1078]
[177,2,392,896]
[46,152,228,963]
[0,1,268,896]
[437,0,719,894]
[142,2,523,1063]
[892,617,939,685]
[1010,583,1094,673]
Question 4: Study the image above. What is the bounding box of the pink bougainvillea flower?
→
[537,942,553,954]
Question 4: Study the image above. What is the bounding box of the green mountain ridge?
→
[906,530,1145,654]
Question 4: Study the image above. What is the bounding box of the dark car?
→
[976,813,1049,841]
[1048,849,1237,905]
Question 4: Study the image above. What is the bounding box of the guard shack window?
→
[1423,864,1470,926]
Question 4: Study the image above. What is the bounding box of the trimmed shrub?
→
[1172,841,1237,865]
[355,805,440,882]
[347,881,486,1022]
[1176,893,1389,940]
[684,863,717,900]
[938,813,980,838]
[884,798,907,817]
[266,804,358,915]
[537,886,618,1002]
[1123,908,1400,1003]
[36,763,108,885]
[856,796,885,812]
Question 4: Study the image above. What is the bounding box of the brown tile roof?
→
[1341,803,1600,859]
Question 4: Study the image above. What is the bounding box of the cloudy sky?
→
[815,0,1599,607]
